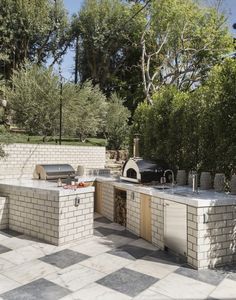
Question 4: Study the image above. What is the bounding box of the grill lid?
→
[33,164,75,180]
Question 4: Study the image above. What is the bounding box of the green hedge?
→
[132,59,236,177]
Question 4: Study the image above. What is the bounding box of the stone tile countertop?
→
[1,175,236,206]
[0,178,95,196]
[95,176,236,207]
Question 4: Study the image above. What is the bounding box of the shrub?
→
[106,93,130,150]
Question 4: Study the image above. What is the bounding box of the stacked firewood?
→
[114,192,127,227]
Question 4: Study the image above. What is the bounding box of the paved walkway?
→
[0,214,235,300]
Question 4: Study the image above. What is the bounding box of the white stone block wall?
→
[101,183,114,221]
[0,184,94,245]
[187,206,198,268]
[0,196,8,229]
[126,191,140,235]
[58,192,94,245]
[0,184,60,244]
[151,197,164,249]
[188,205,236,269]
[0,144,106,179]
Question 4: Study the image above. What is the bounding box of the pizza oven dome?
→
[121,157,168,183]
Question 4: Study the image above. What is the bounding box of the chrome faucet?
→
[192,174,198,193]
[163,169,175,187]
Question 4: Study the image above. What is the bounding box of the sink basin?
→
[171,191,200,197]
[153,186,171,190]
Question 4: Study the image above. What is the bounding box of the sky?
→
[60,0,236,80]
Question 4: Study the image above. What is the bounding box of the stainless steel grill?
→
[33,164,75,181]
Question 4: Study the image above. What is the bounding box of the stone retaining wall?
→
[0,143,106,179]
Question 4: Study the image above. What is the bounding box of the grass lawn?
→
[0,133,106,147]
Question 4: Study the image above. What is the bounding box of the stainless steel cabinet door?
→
[164,200,187,256]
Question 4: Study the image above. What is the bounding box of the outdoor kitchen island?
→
[0,176,235,270]
[95,177,236,270]
[0,179,94,245]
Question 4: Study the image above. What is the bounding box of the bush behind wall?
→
[132,59,236,177]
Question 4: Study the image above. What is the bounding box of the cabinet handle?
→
[163,203,170,207]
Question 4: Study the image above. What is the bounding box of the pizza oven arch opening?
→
[127,168,137,179]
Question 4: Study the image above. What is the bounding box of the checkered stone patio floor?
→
[0,214,235,300]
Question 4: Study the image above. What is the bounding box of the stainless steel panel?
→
[33,164,75,180]
[164,200,187,256]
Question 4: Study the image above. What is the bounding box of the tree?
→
[7,64,61,137]
[71,0,146,112]
[0,0,71,80]
[63,81,107,142]
[141,0,233,104]
[106,93,130,150]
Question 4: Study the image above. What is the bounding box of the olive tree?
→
[106,93,130,150]
[7,64,61,137]
[63,81,107,142]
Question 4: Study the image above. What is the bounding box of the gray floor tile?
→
[39,249,90,269]
[0,245,12,255]
[218,264,236,281]
[108,249,136,261]
[227,272,236,281]
[0,229,22,237]
[94,227,116,237]
[94,227,138,240]
[119,230,138,239]
[113,244,154,260]
[174,266,226,286]
[95,217,112,224]
[0,278,70,300]
[147,250,184,265]
[96,267,158,297]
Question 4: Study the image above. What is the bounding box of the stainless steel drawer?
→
[164,200,187,256]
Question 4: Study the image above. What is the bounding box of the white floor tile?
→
[126,258,178,279]
[70,239,113,256]
[0,245,45,265]
[134,288,172,299]
[209,278,236,299]
[0,274,20,294]
[0,257,16,272]
[61,282,132,300]
[2,259,59,284]
[0,236,34,250]
[80,252,131,274]
[151,272,215,299]
[45,264,105,292]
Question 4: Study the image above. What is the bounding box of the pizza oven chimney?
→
[133,134,140,158]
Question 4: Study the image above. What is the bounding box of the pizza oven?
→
[120,135,168,183]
